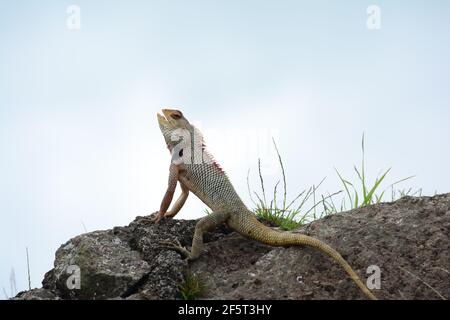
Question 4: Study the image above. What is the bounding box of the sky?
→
[1,1,449,297]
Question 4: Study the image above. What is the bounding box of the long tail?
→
[236,214,377,300]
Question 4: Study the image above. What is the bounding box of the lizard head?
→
[157,108,192,150]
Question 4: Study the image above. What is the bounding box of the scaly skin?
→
[153,108,377,300]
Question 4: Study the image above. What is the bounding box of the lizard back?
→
[180,162,246,212]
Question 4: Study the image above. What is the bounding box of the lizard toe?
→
[149,211,164,223]
[158,239,191,259]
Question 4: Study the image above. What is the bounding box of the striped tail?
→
[237,214,377,300]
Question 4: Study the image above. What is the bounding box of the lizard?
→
[152,108,377,300]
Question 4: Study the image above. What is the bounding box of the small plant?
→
[2,287,9,300]
[2,268,18,299]
[334,134,415,211]
[247,134,417,230]
[26,247,31,290]
[391,187,422,201]
[248,139,337,230]
[179,273,207,300]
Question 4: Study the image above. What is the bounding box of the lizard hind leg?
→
[159,210,230,261]
[188,210,230,260]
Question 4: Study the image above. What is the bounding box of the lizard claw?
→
[150,211,176,223]
[158,239,191,259]
[149,211,163,223]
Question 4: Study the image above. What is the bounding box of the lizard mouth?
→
[157,110,171,127]
[157,108,180,128]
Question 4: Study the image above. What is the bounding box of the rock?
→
[125,216,232,299]
[14,288,60,300]
[198,194,450,300]
[44,229,150,299]
[17,194,450,300]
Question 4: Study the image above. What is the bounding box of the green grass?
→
[333,133,415,212]
[179,273,207,300]
[246,134,417,230]
[247,138,340,230]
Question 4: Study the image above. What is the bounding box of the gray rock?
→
[44,229,150,299]
[17,194,450,300]
[14,288,60,300]
[196,194,450,300]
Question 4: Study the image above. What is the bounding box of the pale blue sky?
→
[1,1,449,297]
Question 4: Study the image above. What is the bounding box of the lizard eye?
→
[171,113,182,120]
[178,148,183,157]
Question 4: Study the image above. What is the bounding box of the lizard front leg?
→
[164,181,189,218]
[160,211,230,260]
[152,163,180,223]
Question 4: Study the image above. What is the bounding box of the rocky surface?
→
[15,194,450,300]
